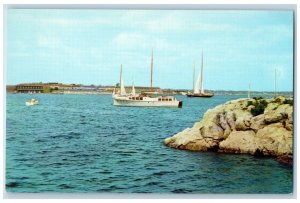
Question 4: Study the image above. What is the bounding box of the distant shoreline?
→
[6,91,293,97]
[6,84,293,96]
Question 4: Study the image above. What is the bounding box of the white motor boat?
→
[112,50,182,108]
[26,98,39,106]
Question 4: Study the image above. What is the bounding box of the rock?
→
[235,110,252,131]
[285,105,293,131]
[247,105,255,111]
[225,111,236,131]
[285,120,293,131]
[250,114,266,132]
[200,120,224,140]
[219,130,256,154]
[164,96,293,164]
[273,96,287,104]
[219,113,231,137]
[164,124,202,148]
[255,123,292,156]
[264,104,290,124]
[276,155,293,166]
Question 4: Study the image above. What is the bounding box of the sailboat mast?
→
[120,64,122,91]
[200,52,204,93]
[150,49,153,94]
[193,62,195,91]
[248,83,251,99]
[274,68,277,97]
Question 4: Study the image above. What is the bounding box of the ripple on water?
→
[6,94,293,193]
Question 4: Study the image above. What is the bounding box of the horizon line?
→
[5,82,293,93]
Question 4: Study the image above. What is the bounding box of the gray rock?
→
[164,97,293,160]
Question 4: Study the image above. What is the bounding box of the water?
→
[6,94,293,193]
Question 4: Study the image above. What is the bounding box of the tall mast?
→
[120,64,122,90]
[193,62,195,91]
[200,51,204,93]
[274,68,277,97]
[150,49,153,94]
[248,83,251,99]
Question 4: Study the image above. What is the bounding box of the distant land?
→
[6,82,293,97]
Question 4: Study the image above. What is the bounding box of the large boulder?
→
[264,104,290,124]
[235,113,252,131]
[164,122,203,149]
[250,114,266,132]
[285,105,293,131]
[164,97,293,162]
[255,123,292,156]
[219,130,256,154]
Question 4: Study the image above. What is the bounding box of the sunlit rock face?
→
[164,97,293,164]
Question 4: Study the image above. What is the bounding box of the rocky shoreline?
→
[164,96,293,165]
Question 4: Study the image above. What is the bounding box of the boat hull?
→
[25,101,39,106]
[186,93,214,98]
[113,97,182,108]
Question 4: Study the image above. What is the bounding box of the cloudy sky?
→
[6,9,293,91]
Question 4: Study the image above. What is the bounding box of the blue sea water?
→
[6,94,293,193]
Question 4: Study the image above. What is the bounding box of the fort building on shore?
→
[11,82,80,93]
[7,82,162,94]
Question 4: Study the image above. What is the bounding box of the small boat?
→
[180,92,187,96]
[26,98,39,106]
[186,92,214,97]
[186,52,214,98]
[112,50,182,108]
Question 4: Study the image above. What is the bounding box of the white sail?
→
[120,78,126,95]
[131,83,136,95]
[194,52,205,94]
[201,81,204,94]
[194,71,201,94]
[200,52,204,94]
[118,64,127,95]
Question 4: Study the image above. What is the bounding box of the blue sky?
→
[6,9,293,91]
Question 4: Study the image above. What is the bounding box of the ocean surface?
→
[6,94,293,194]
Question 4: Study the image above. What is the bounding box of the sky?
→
[6,9,294,91]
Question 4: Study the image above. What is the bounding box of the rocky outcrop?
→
[164,96,293,165]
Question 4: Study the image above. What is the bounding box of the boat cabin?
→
[129,97,144,100]
[158,97,174,101]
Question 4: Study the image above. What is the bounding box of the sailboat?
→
[131,83,136,96]
[112,50,183,108]
[187,52,214,98]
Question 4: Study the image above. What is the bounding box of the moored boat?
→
[113,94,182,107]
[187,52,214,98]
[186,92,214,97]
[112,50,182,108]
